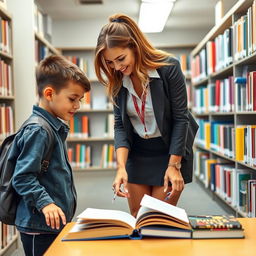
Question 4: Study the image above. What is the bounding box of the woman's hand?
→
[164,166,184,193]
[112,167,130,198]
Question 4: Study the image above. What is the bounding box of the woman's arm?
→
[166,58,189,156]
[164,154,184,193]
[112,147,130,198]
[113,101,130,197]
[163,58,189,192]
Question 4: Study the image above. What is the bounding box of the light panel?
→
[138,0,175,33]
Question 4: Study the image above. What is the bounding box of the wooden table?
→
[44,218,256,256]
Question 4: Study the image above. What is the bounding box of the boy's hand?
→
[42,203,66,230]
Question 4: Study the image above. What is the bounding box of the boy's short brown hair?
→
[36,55,90,97]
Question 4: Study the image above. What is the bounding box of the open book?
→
[62,195,192,241]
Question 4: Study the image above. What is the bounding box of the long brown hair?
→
[94,13,170,102]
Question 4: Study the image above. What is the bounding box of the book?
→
[62,195,192,241]
[189,215,244,239]
[62,195,245,241]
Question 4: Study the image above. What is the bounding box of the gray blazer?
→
[114,57,199,183]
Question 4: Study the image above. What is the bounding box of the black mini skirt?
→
[126,133,169,186]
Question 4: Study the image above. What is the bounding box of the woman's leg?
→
[151,185,183,206]
[127,183,152,217]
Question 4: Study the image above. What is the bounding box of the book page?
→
[139,195,189,223]
[137,206,153,218]
[77,208,136,229]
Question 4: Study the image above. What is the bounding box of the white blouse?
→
[122,69,162,139]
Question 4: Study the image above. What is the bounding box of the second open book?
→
[62,194,244,241]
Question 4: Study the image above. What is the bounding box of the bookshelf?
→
[191,0,256,218]
[0,5,18,256]
[60,47,115,172]
[34,2,60,64]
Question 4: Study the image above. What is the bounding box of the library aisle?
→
[73,171,233,217]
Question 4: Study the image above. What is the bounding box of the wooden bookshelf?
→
[0,5,11,20]
[77,109,113,113]
[195,142,256,170]
[0,96,15,100]
[192,77,209,88]
[35,32,60,56]
[72,166,116,172]
[191,0,256,217]
[0,234,18,256]
[34,2,60,64]
[0,50,12,60]
[191,0,251,57]
[60,47,115,172]
[0,5,18,256]
[67,137,114,142]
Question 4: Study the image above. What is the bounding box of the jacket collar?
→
[122,69,160,92]
[149,75,165,135]
[119,69,165,135]
[32,105,69,132]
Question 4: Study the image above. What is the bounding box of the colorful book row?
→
[193,72,256,114]
[67,143,116,169]
[191,0,256,83]
[196,120,256,168]
[78,91,113,111]
[236,125,256,166]
[69,115,89,138]
[0,17,11,54]
[35,40,51,63]
[177,54,191,76]
[0,59,12,96]
[67,144,91,168]
[196,120,235,159]
[68,113,114,139]
[235,72,256,112]
[65,56,88,75]
[192,77,234,114]
[0,105,14,140]
[101,144,116,169]
[194,150,256,217]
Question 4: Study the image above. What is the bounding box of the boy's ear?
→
[43,86,54,101]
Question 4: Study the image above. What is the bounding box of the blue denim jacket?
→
[12,105,77,233]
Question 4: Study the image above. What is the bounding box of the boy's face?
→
[47,81,86,121]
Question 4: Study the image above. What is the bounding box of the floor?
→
[10,171,233,256]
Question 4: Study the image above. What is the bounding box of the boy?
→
[11,55,90,256]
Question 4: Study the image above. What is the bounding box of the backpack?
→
[0,115,54,225]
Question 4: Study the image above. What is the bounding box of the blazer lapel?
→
[118,86,128,127]
[149,78,165,135]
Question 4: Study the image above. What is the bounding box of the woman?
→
[94,14,198,217]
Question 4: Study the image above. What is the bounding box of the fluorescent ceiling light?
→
[139,0,175,33]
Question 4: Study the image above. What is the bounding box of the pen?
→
[164,192,171,201]
[112,191,117,204]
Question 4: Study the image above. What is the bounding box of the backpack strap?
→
[21,116,54,173]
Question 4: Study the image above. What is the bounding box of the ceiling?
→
[35,0,235,31]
